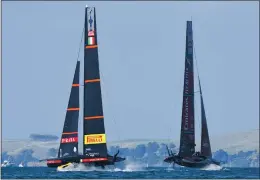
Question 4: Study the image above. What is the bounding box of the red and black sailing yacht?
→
[164,21,220,168]
[40,6,125,169]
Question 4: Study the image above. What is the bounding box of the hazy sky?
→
[2,1,259,142]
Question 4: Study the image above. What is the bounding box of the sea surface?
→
[1,164,259,179]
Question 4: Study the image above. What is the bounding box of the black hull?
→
[164,155,220,168]
[175,160,219,168]
[43,155,125,168]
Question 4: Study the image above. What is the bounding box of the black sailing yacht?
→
[40,6,125,169]
[164,21,220,168]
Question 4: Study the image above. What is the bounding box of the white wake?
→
[201,163,223,171]
[114,162,146,172]
[56,161,146,172]
[57,163,106,172]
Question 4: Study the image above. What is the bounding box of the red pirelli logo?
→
[61,137,78,143]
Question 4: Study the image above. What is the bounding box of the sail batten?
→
[58,61,80,158]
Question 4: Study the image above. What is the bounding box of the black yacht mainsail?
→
[164,21,220,168]
[40,6,125,168]
[58,61,80,159]
[82,5,109,163]
[179,20,196,158]
[42,61,80,167]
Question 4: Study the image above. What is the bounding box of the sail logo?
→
[184,97,189,130]
[184,68,189,94]
[87,7,95,31]
[61,137,78,143]
[84,134,106,144]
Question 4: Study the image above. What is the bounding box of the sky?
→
[2,1,259,142]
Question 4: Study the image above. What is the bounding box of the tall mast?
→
[178,21,196,157]
[83,7,108,158]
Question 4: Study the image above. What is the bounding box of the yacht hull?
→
[44,155,125,168]
[164,155,220,168]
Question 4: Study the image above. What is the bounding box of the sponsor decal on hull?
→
[47,159,62,164]
[80,158,107,163]
[85,152,100,157]
[184,96,189,130]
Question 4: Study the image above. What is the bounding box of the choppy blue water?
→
[1,165,259,179]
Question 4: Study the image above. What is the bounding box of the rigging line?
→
[76,27,85,62]
[76,26,84,154]
[99,69,122,142]
[60,26,84,141]
[193,24,201,85]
